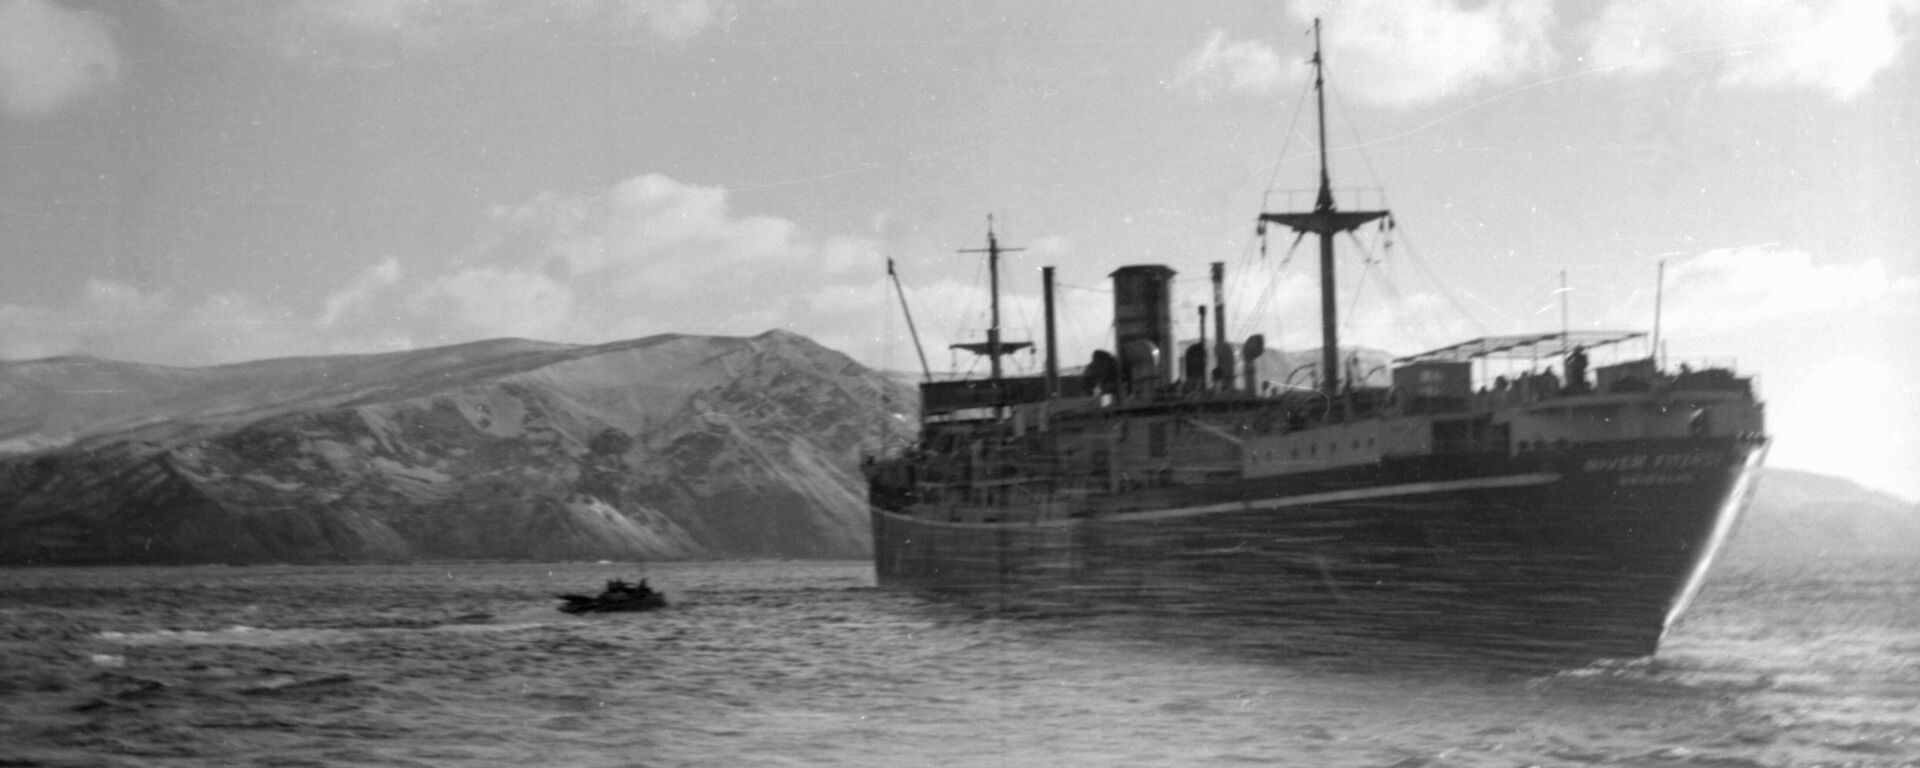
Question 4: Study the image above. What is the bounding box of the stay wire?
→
[1326,64,1388,205]
[1242,231,1304,343]
[952,246,989,351]
[1229,234,1266,341]
[1389,220,1504,334]
[1265,72,1316,200]
[1341,229,1382,337]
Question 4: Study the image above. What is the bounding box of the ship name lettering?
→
[1583,454,1649,472]
[1652,453,1723,469]
[1584,453,1723,473]
[1618,472,1696,487]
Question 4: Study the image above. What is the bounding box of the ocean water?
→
[2,558,1915,767]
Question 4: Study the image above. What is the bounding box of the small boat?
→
[556,578,667,614]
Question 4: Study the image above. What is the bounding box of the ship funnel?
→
[1110,265,1176,387]
[1183,341,1207,386]
[1122,339,1162,390]
[1243,334,1265,393]
[1211,262,1232,391]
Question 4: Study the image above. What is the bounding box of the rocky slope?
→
[0,331,917,565]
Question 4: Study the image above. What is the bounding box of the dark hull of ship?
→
[871,437,1767,664]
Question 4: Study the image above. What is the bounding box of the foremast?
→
[948,218,1032,408]
[1257,18,1389,402]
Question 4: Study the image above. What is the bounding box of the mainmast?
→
[951,217,1031,387]
[1257,19,1389,401]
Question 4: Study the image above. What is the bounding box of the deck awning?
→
[1394,331,1646,364]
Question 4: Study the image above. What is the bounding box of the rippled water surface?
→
[2,558,1915,767]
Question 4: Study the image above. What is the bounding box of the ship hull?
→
[871,438,1766,662]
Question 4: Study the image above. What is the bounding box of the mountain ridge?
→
[1,332,1911,565]
[0,330,914,564]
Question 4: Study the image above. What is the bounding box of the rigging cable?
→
[1054,281,1111,372]
[1328,61,1506,338]
[1387,217,1506,334]
[1009,273,1040,377]
[943,224,997,378]
[1241,230,1305,343]
[1327,66,1388,205]
[1341,229,1380,337]
[950,244,990,355]
[1366,245,1447,353]
[1229,232,1266,341]
[1264,72,1317,204]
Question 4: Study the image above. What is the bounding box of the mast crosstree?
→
[1257,18,1389,401]
[949,216,1032,385]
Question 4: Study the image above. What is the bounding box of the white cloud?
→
[1289,0,1560,105]
[319,257,404,327]
[0,279,394,366]
[1587,0,1920,99]
[1659,245,1917,325]
[819,236,882,275]
[617,0,720,43]
[396,173,889,350]
[0,0,120,117]
[410,266,575,341]
[1202,0,1912,106]
[273,0,723,66]
[1176,29,1294,97]
[0,174,1366,374]
[1585,1,1673,77]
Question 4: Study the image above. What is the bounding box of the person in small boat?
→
[602,578,652,597]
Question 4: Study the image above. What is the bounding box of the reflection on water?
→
[1,558,1915,767]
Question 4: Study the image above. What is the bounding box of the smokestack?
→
[1110,265,1177,385]
[1244,334,1265,394]
[1211,262,1232,391]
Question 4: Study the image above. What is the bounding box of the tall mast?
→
[951,216,1031,392]
[988,227,1002,383]
[1560,269,1571,353]
[1257,19,1389,402]
[1653,259,1666,368]
[1043,265,1059,397]
[958,216,1025,383]
[1313,19,1334,215]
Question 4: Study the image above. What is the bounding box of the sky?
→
[2,0,1916,499]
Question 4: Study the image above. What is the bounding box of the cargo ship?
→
[863,22,1768,661]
